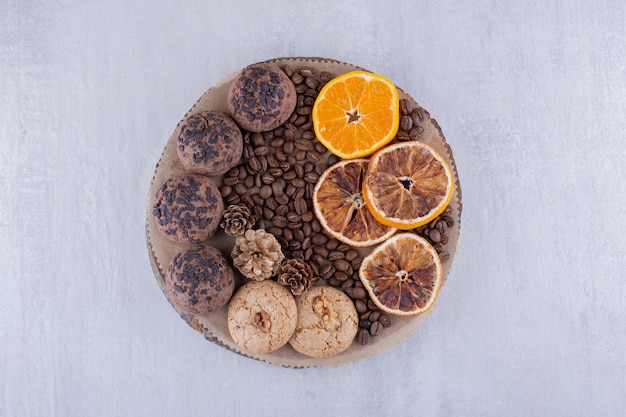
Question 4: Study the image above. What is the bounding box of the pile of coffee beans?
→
[220,65,453,345]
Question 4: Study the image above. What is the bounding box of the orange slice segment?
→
[312,71,400,159]
[363,141,454,230]
[312,159,397,247]
[359,233,441,316]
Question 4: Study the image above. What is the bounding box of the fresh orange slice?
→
[359,233,441,316]
[312,159,397,247]
[363,141,454,230]
[312,70,400,159]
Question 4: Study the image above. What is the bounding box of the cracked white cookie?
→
[227,280,297,354]
[289,286,358,358]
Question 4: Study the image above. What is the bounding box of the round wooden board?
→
[145,57,462,368]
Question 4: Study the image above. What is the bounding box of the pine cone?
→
[221,204,256,236]
[231,229,284,281]
[277,258,316,296]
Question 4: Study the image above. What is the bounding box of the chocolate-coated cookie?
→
[166,245,235,315]
[152,174,223,243]
[177,111,243,176]
[227,63,297,132]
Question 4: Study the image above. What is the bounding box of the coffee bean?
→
[294,114,307,126]
[355,299,367,314]
[254,145,270,156]
[369,321,382,336]
[334,259,350,272]
[292,178,306,188]
[248,156,262,172]
[304,172,319,183]
[262,207,273,220]
[399,98,411,116]
[294,163,304,178]
[350,257,362,270]
[260,173,274,185]
[337,243,351,252]
[310,254,324,267]
[359,319,371,329]
[267,226,282,237]
[234,183,247,196]
[304,88,318,98]
[295,83,307,94]
[302,221,312,237]
[288,221,302,230]
[311,220,322,233]
[303,96,315,106]
[258,185,272,199]
[295,139,313,151]
[379,314,392,327]
[294,199,307,215]
[304,151,320,163]
[321,264,336,280]
[222,176,238,186]
[396,130,410,141]
[301,211,314,222]
[285,184,296,197]
[288,240,301,250]
[313,246,329,256]
[265,197,277,210]
[270,137,285,148]
[328,251,344,261]
[400,115,413,131]
[291,72,304,84]
[305,77,319,90]
[341,278,354,289]
[283,140,295,154]
[345,249,359,262]
[334,271,348,281]
[293,188,305,201]
[369,311,381,322]
[300,120,313,131]
[352,286,367,300]
[274,148,286,162]
[287,212,301,223]
[276,204,288,216]
[295,150,307,161]
[328,277,342,287]
[409,125,424,140]
[225,194,240,204]
[219,185,233,198]
[283,228,293,242]
[429,228,441,243]
[302,237,311,250]
[326,239,339,251]
[273,216,287,228]
[271,181,284,196]
[360,311,371,320]
[283,129,296,142]
[358,328,369,345]
[410,108,424,125]
[367,300,378,310]
[275,194,289,205]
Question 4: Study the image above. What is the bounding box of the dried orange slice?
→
[312,159,397,247]
[312,71,400,159]
[363,141,454,230]
[359,233,441,316]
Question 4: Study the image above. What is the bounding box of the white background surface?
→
[2,1,626,416]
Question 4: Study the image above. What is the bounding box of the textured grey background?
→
[2,1,625,416]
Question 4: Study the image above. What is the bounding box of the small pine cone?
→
[220,204,256,236]
[277,258,316,296]
[231,229,284,281]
